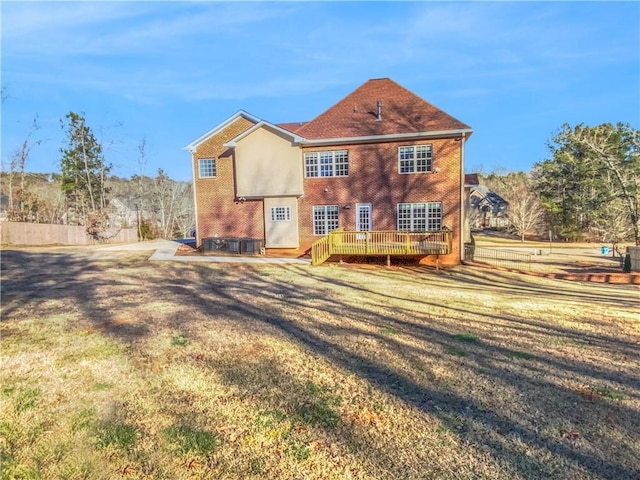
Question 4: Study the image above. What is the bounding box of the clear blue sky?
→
[2,1,639,182]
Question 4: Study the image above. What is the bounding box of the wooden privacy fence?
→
[0,222,138,246]
[311,228,453,266]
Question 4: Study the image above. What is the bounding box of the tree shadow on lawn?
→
[180,263,640,479]
[355,263,639,308]
[2,249,639,479]
[0,249,151,340]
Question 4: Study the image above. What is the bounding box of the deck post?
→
[387,255,391,267]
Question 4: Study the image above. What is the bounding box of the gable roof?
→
[224,121,304,148]
[183,110,261,152]
[185,79,472,154]
[465,173,480,187]
[471,185,508,206]
[277,122,308,133]
[295,78,472,141]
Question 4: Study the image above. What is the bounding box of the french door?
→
[356,203,372,239]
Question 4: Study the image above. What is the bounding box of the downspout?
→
[189,148,200,247]
[459,132,466,262]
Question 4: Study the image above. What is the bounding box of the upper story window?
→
[397,202,442,231]
[305,150,349,178]
[270,206,291,222]
[398,145,432,174]
[198,158,216,178]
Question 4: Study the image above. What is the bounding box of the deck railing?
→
[311,235,331,266]
[311,228,453,265]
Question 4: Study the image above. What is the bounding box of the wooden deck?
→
[311,228,453,266]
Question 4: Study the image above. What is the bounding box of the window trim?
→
[312,205,340,235]
[397,145,433,174]
[397,202,442,231]
[198,158,217,178]
[270,206,291,222]
[305,150,349,178]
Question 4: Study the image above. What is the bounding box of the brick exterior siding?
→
[193,132,462,263]
[298,138,462,264]
[192,117,265,241]
[188,79,469,265]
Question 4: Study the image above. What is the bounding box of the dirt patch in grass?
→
[1,246,639,479]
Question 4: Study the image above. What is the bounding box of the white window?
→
[305,150,349,177]
[397,202,442,231]
[313,205,339,235]
[198,158,216,178]
[398,145,432,173]
[270,206,291,222]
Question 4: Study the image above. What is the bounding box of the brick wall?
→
[192,119,464,263]
[192,117,265,244]
[298,138,463,264]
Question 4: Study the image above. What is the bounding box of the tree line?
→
[478,122,639,249]
[3,111,638,246]
[1,111,194,240]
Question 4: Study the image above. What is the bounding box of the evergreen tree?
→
[535,123,639,244]
[59,112,111,223]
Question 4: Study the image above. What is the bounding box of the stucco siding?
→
[234,126,303,198]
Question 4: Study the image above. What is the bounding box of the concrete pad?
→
[97,239,311,264]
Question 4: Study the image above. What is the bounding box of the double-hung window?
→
[270,206,291,222]
[397,202,442,231]
[198,158,216,178]
[305,150,349,177]
[398,145,432,173]
[313,205,339,235]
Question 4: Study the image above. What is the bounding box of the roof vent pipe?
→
[376,100,382,121]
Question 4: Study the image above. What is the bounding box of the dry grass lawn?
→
[1,246,639,479]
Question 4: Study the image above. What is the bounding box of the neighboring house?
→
[109,198,139,228]
[185,78,472,264]
[465,174,509,229]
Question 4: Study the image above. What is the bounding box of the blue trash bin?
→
[601,246,609,255]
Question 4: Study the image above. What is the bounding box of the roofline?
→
[183,110,262,152]
[301,128,473,146]
[224,121,304,148]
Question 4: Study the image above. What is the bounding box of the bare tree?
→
[172,183,196,238]
[152,169,193,239]
[4,117,42,220]
[486,172,546,241]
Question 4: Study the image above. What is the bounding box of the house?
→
[464,174,509,229]
[184,78,472,264]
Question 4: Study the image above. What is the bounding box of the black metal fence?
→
[465,245,531,270]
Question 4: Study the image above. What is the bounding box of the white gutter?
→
[191,153,200,246]
[183,110,262,152]
[302,128,473,146]
[224,121,304,148]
